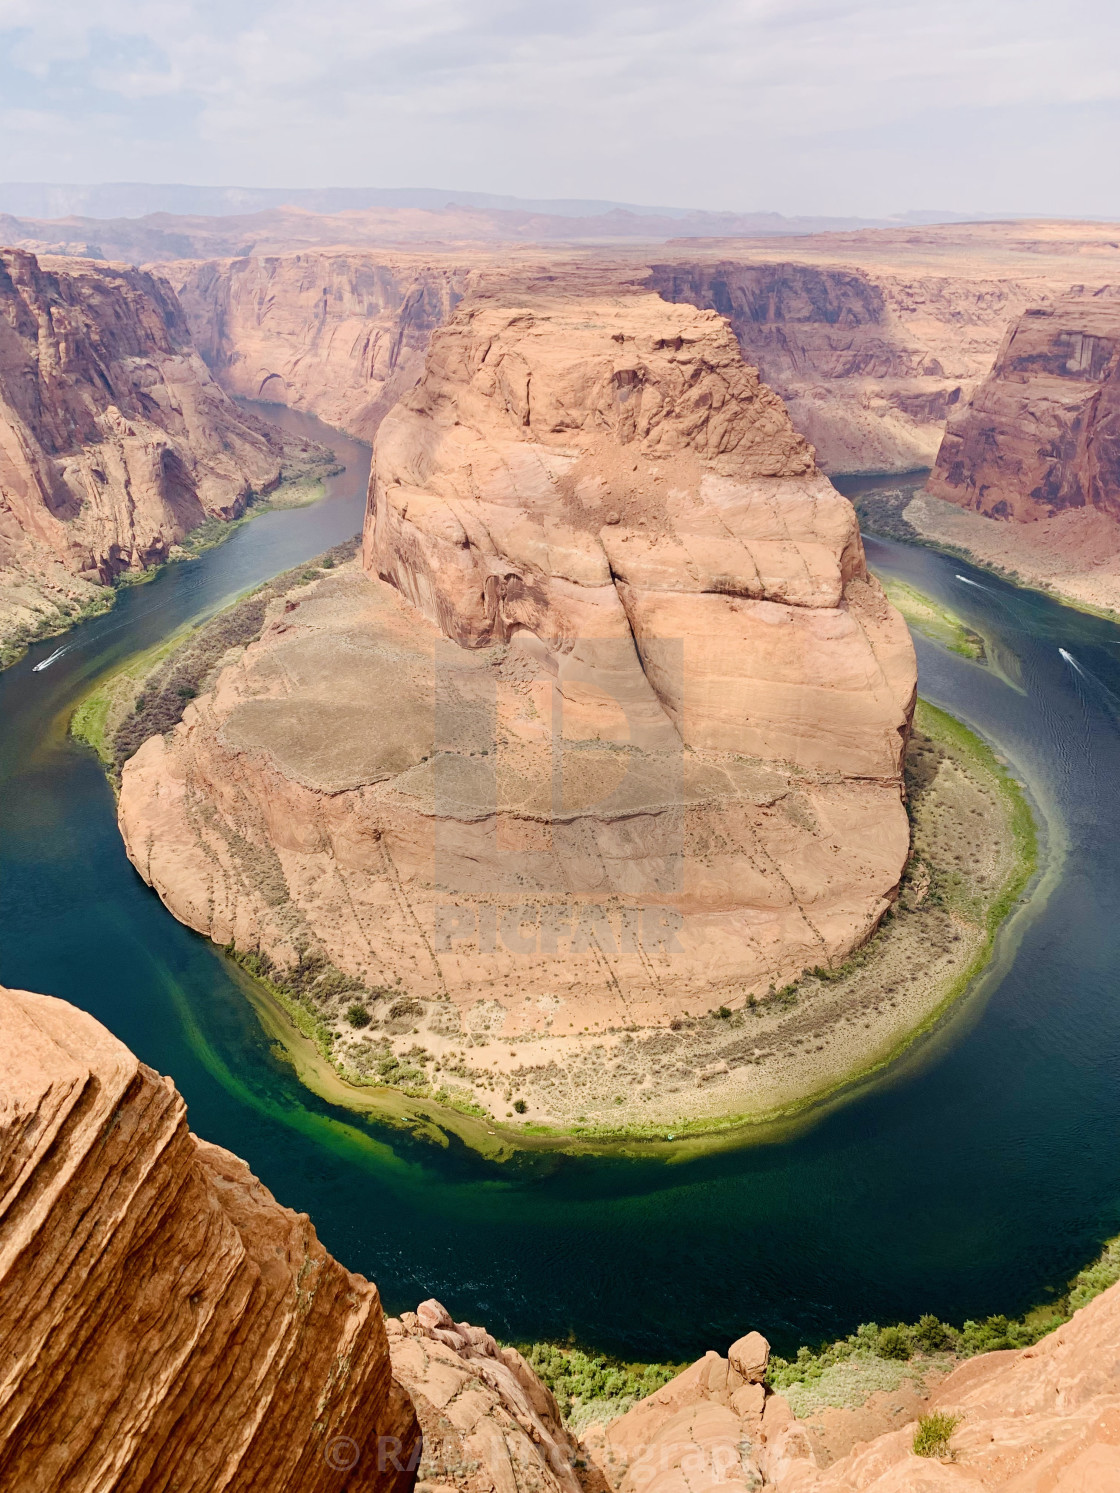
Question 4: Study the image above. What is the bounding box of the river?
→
[3,415,1119,1362]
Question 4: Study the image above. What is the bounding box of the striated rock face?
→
[117,284,914,1104]
[929,293,1120,523]
[0,982,420,1492]
[0,249,303,579]
[0,248,316,654]
[649,259,1049,475]
[388,1299,582,1493]
[162,251,469,442]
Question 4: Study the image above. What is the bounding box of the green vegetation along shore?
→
[2,469,331,675]
[519,1229,1120,1429]
[73,552,1038,1159]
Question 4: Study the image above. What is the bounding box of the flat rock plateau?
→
[3,982,1120,1490]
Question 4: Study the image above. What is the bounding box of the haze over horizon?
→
[1,0,1117,222]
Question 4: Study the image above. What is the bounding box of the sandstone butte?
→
[116,280,917,1057]
[0,247,320,657]
[4,981,1120,1492]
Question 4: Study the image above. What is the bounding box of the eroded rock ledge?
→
[5,983,1119,1490]
[0,983,419,1492]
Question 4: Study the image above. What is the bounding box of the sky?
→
[0,0,1117,218]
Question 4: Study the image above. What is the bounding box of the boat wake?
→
[32,645,69,673]
[955,574,993,592]
[1059,647,1085,677]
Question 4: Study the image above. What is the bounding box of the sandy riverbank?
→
[191,696,1036,1152]
[76,553,1036,1151]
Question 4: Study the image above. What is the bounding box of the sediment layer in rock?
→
[156,224,1120,485]
[0,247,320,655]
[0,982,420,1493]
[648,258,1057,476]
[929,291,1120,522]
[162,251,470,441]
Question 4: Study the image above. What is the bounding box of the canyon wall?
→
[116,280,915,1125]
[649,259,1049,474]
[161,251,470,441]
[0,982,420,1492]
[928,291,1120,521]
[0,248,316,655]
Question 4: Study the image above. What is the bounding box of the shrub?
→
[876,1326,912,1361]
[716,1005,731,1019]
[913,1410,960,1459]
[519,1342,683,1418]
[346,1004,372,1029]
[913,1314,958,1353]
[513,1099,528,1113]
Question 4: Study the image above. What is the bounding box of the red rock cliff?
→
[0,982,420,1493]
[0,249,306,575]
[0,248,316,655]
[649,259,1050,475]
[929,292,1120,522]
[161,251,470,441]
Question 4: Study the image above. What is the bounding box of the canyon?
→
[4,979,1119,1492]
[114,274,929,1130]
[150,222,1120,489]
[162,251,471,440]
[6,211,1120,1486]
[0,248,326,663]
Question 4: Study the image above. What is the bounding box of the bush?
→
[346,1004,372,1029]
[518,1342,683,1418]
[513,1099,527,1113]
[913,1410,960,1459]
[876,1326,912,1361]
[913,1314,958,1353]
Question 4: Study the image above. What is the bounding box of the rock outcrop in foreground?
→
[586,1287,1120,1491]
[117,282,915,1124]
[0,248,315,656]
[0,983,420,1492]
[4,982,1120,1491]
[929,292,1120,522]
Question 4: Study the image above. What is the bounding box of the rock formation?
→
[0,982,420,1492]
[766,1286,1120,1489]
[116,281,915,1124]
[583,1282,1120,1491]
[162,251,470,441]
[152,225,1120,488]
[0,248,319,657]
[389,1300,582,1493]
[648,258,1052,475]
[929,291,1120,522]
[6,975,1120,1489]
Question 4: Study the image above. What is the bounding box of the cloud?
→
[0,0,1117,215]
